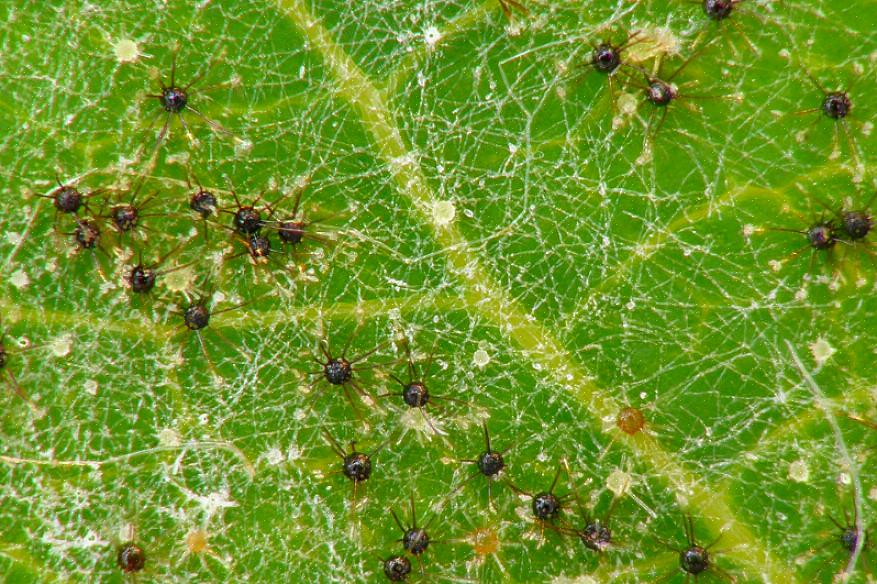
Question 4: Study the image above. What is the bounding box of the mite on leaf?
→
[306,329,390,425]
[381,555,413,582]
[117,541,147,575]
[764,214,840,272]
[551,466,621,556]
[101,176,161,241]
[64,216,110,281]
[791,71,862,168]
[655,515,735,583]
[633,38,737,150]
[142,46,237,158]
[33,174,102,231]
[448,421,513,511]
[263,178,338,256]
[694,0,761,55]
[378,339,460,436]
[322,430,388,523]
[173,284,251,375]
[186,173,219,243]
[390,495,441,575]
[123,242,191,299]
[509,465,572,539]
[579,31,644,110]
[810,504,873,580]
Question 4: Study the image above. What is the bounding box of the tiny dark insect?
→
[219,184,295,237]
[185,174,220,243]
[702,0,739,20]
[835,191,876,242]
[125,243,190,296]
[634,38,731,144]
[104,177,160,238]
[34,174,103,231]
[382,555,412,582]
[658,515,734,583]
[379,339,459,435]
[73,219,101,250]
[142,47,236,158]
[827,507,871,561]
[263,178,337,254]
[696,0,757,54]
[307,331,389,424]
[184,304,211,330]
[575,31,643,110]
[509,465,571,537]
[174,288,250,374]
[792,71,861,167]
[449,421,512,510]
[323,430,387,520]
[766,215,840,271]
[390,495,439,574]
[116,542,146,573]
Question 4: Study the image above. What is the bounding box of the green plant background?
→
[0,0,875,582]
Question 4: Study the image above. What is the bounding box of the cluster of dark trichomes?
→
[4,0,875,582]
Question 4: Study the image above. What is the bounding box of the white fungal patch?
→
[112,38,141,63]
[423,26,442,48]
[473,348,490,368]
[809,338,835,366]
[50,334,73,357]
[626,26,681,63]
[265,447,284,466]
[83,379,98,396]
[432,200,456,227]
[606,469,631,497]
[158,428,181,447]
[788,459,809,483]
[10,269,29,289]
[616,92,638,116]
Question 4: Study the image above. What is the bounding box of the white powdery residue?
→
[616,92,638,116]
[742,224,755,238]
[838,472,851,486]
[416,71,428,88]
[158,428,181,447]
[869,487,877,501]
[473,349,490,368]
[606,469,631,497]
[862,121,873,136]
[265,448,284,466]
[508,143,518,156]
[10,269,29,289]
[788,459,809,483]
[809,338,836,366]
[6,231,22,245]
[432,200,456,227]
[287,444,302,462]
[423,26,441,49]
[83,379,98,396]
[50,334,73,357]
[112,38,141,63]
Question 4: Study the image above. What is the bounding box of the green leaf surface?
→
[1,1,876,582]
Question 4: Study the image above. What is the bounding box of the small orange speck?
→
[467,527,500,556]
[616,406,646,436]
[186,529,209,554]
